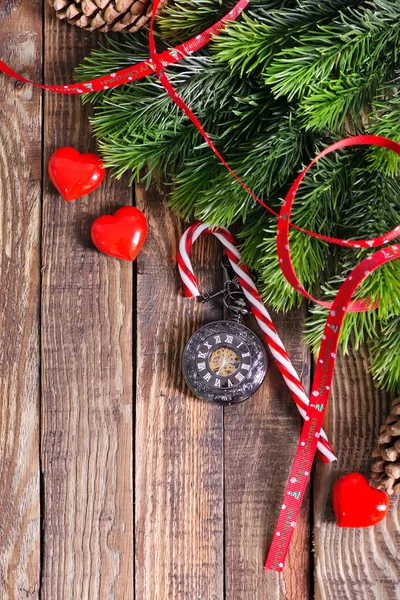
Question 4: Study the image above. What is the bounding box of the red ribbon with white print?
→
[264,243,400,571]
[0,0,249,94]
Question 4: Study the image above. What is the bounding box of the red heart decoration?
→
[333,472,389,528]
[48,147,105,201]
[91,207,148,261]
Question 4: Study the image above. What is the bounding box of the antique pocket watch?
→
[182,264,267,405]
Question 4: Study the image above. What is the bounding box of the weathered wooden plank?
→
[224,309,311,600]
[0,2,42,597]
[135,183,224,600]
[41,11,134,599]
[314,345,400,599]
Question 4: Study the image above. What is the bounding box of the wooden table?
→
[0,3,399,599]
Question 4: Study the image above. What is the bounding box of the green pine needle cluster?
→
[76,0,400,393]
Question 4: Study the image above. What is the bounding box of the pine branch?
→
[78,52,267,182]
[159,0,238,44]
[371,316,400,393]
[159,0,295,46]
[170,103,308,225]
[265,7,400,102]
[298,72,383,133]
[213,0,362,77]
[368,88,400,175]
[76,0,400,391]
[214,0,400,134]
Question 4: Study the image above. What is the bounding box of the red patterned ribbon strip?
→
[265,248,400,570]
[0,0,249,94]
[264,139,400,571]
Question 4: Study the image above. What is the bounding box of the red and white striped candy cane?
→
[178,222,336,463]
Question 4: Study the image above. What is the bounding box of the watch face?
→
[182,320,267,405]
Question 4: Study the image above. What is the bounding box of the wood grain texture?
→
[3,5,400,599]
[224,308,311,600]
[314,344,400,600]
[135,183,225,600]
[41,9,134,599]
[0,2,42,597]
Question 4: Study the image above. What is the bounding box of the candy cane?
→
[178,222,336,463]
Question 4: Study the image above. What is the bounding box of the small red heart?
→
[48,147,105,201]
[91,207,148,261]
[333,472,389,528]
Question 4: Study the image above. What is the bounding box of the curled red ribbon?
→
[2,0,400,573]
[265,144,400,570]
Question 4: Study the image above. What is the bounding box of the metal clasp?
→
[200,289,225,303]
[199,259,249,322]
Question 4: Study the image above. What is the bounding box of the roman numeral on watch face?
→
[196,331,254,388]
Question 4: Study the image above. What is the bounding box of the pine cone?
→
[48,0,169,33]
[371,397,400,495]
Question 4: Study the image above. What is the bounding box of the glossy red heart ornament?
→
[333,472,389,528]
[91,207,148,261]
[48,147,105,201]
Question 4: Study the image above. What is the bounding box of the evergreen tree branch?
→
[265,8,400,101]
[213,0,362,77]
[76,0,400,391]
[371,316,400,393]
[368,88,400,175]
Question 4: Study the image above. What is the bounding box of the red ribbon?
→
[264,143,400,570]
[0,0,249,94]
[2,0,400,572]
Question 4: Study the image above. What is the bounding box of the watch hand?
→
[217,349,227,376]
[225,356,239,373]
[217,361,226,376]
